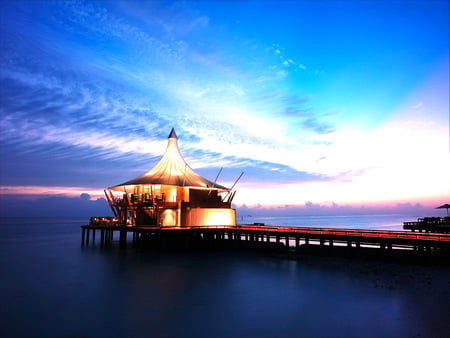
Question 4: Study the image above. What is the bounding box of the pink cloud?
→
[0,185,105,200]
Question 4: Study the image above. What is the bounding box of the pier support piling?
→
[119,229,127,248]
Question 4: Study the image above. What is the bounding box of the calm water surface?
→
[239,214,422,230]
[0,217,449,338]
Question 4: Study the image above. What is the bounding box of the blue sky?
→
[0,0,449,217]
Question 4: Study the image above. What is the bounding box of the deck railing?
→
[90,217,120,226]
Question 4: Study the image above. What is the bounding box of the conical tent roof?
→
[110,129,229,191]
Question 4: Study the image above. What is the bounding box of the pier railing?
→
[90,217,120,227]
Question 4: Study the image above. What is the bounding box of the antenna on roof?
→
[213,167,223,186]
[228,190,237,203]
[209,167,223,196]
[224,171,244,201]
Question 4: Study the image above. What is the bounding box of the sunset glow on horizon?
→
[0,0,449,216]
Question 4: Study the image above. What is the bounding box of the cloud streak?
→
[0,185,105,199]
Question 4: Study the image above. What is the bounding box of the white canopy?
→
[110,129,229,191]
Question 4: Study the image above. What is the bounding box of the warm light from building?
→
[204,209,235,226]
[161,209,177,226]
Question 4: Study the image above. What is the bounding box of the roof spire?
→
[168,128,178,139]
[110,127,230,190]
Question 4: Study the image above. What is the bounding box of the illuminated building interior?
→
[105,129,237,227]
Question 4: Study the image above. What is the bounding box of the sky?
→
[0,0,449,217]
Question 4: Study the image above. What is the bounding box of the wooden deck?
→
[81,224,450,259]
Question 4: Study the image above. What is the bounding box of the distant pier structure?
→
[403,204,450,233]
[103,128,237,227]
[404,217,450,234]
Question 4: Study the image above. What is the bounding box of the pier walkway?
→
[81,224,450,257]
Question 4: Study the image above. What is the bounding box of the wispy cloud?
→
[0,74,169,159]
[0,65,335,189]
[271,46,308,74]
[410,101,424,110]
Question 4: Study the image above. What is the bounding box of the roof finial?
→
[168,128,178,139]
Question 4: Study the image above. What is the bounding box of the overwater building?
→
[104,129,237,227]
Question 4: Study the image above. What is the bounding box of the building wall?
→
[183,208,236,226]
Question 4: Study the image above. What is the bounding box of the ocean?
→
[238,214,421,230]
[1,215,449,338]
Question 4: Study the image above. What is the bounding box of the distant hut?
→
[105,129,237,227]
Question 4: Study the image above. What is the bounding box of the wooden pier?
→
[81,224,450,259]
